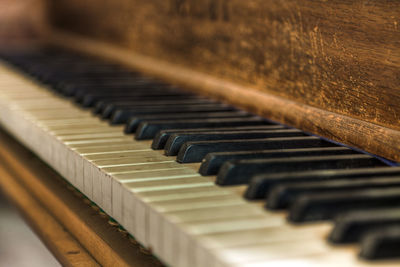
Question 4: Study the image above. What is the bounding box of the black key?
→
[74,80,170,90]
[62,79,153,95]
[115,110,250,127]
[63,77,155,94]
[94,94,198,114]
[245,167,400,200]
[49,74,138,84]
[217,154,383,186]
[177,136,335,163]
[68,78,157,89]
[73,83,173,98]
[59,78,149,93]
[136,117,268,140]
[330,208,400,244]
[199,147,354,176]
[123,105,239,133]
[151,125,285,149]
[360,226,400,259]
[81,90,187,107]
[88,93,198,110]
[267,177,400,209]
[165,129,306,156]
[100,96,209,107]
[101,99,217,119]
[59,74,146,83]
[289,187,400,222]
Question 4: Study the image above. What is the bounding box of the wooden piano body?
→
[48,0,400,162]
[0,0,399,266]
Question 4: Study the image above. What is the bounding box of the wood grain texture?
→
[0,130,162,267]
[47,0,400,130]
[50,30,400,162]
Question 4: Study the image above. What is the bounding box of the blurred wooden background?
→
[0,0,47,46]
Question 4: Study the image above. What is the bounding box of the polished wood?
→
[45,0,400,162]
[0,130,162,267]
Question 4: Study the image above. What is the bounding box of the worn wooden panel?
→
[49,31,400,162]
[47,0,400,130]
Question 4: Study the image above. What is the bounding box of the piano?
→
[0,1,399,266]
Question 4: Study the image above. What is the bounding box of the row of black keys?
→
[2,47,400,260]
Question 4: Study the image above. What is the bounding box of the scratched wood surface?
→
[42,0,400,161]
[47,0,400,129]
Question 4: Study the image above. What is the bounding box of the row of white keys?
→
[0,68,305,267]
[0,72,283,266]
[0,64,398,267]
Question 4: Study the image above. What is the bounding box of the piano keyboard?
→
[0,47,399,267]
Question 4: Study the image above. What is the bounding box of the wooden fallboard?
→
[45,0,400,161]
